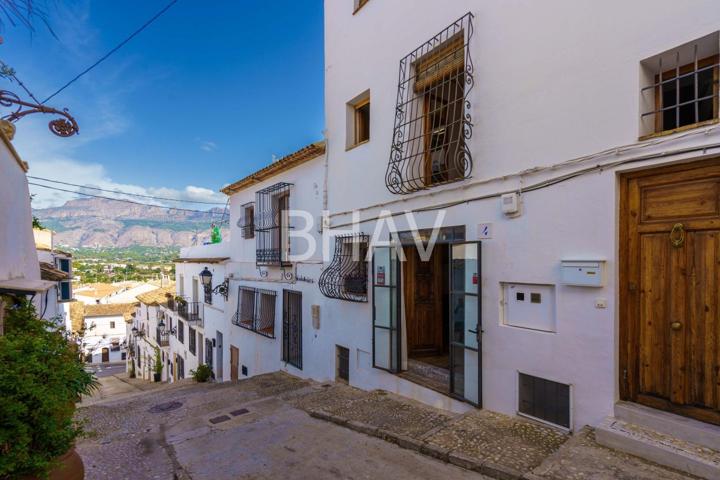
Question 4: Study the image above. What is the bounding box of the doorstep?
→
[595,402,720,479]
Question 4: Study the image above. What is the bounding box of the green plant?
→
[175,296,187,306]
[153,346,163,376]
[190,364,213,383]
[0,298,98,478]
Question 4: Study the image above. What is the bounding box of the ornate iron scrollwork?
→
[386,13,474,194]
[318,234,369,303]
[0,90,79,137]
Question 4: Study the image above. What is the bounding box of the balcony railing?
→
[177,301,203,327]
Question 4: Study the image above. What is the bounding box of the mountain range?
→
[33,198,229,248]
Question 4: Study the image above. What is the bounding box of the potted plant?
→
[0,298,98,480]
[190,364,213,383]
[153,346,163,382]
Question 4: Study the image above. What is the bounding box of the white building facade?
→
[320,0,720,433]
[81,303,133,364]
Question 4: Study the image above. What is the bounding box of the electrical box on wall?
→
[502,283,556,332]
[560,260,605,287]
[501,192,520,215]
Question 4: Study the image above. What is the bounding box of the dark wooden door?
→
[230,346,239,381]
[621,159,720,425]
[101,348,109,363]
[403,246,445,357]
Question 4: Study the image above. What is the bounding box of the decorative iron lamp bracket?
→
[0,90,79,137]
[210,279,229,301]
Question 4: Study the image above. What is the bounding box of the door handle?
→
[670,321,682,331]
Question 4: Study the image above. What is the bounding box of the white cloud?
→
[199,140,217,152]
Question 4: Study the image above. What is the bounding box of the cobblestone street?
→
[77,372,697,480]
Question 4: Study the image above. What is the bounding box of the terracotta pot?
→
[24,447,84,480]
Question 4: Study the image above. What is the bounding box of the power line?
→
[28,175,226,205]
[41,0,179,104]
[28,182,227,216]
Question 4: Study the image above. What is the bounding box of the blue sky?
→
[4,0,325,208]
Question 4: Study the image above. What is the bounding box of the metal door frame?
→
[448,241,482,407]
[282,289,303,370]
[371,245,402,373]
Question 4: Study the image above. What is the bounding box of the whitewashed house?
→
[317,0,720,476]
[33,228,73,329]
[127,285,174,381]
[80,303,134,364]
[0,122,56,328]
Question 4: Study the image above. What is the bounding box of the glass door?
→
[372,246,401,373]
[449,241,482,405]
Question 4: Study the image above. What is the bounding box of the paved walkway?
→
[76,373,487,479]
[76,372,697,479]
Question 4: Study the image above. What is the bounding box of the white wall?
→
[0,131,39,284]
[320,0,720,430]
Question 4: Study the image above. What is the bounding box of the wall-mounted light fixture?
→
[199,267,229,301]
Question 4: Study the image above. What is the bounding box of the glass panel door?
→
[449,241,482,405]
[372,246,400,372]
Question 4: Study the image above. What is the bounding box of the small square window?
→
[531,293,541,304]
[516,292,525,301]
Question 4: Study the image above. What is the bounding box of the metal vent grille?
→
[318,234,369,302]
[518,373,570,429]
[386,13,474,195]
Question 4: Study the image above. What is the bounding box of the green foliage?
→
[31,216,45,230]
[0,298,98,478]
[153,347,163,376]
[190,364,213,383]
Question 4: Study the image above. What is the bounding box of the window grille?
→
[177,320,184,344]
[255,182,292,266]
[386,13,474,194]
[188,326,196,355]
[641,33,719,136]
[318,234,369,302]
[239,202,255,239]
[232,286,277,338]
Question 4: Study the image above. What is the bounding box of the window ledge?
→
[639,118,719,141]
[346,139,369,152]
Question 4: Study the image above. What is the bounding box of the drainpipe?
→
[321,128,329,233]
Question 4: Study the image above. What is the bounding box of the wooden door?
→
[230,345,239,381]
[403,246,445,357]
[101,348,109,363]
[621,159,720,425]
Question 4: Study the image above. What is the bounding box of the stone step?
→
[614,401,720,451]
[596,416,720,479]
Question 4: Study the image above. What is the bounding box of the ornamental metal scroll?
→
[386,12,474,194]
[0,90,79,137]
[318,233,370,303]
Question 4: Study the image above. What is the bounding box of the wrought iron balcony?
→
[176,301,203,327]
[319,234,369,302]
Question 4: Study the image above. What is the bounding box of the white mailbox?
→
[560,260,605,287]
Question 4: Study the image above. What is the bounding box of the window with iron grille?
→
[239,202,255,239]
[641,32,719,138]
[204,283,212,305]
[255,182,292,266]
[188,326,196,355]
[319,234,369,302]
[518,373,570,429]
[177,320,185,344]
[386,13,474,195]
[231,286,277,338]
